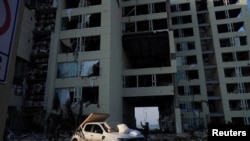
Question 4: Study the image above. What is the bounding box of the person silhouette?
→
[140,121,149,141]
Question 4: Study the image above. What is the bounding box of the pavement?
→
[7,131,208,141]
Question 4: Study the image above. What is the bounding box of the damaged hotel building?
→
[1,0,250,136]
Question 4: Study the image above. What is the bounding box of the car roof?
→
[77,112,109,130]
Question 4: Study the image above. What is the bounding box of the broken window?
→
[217,22,244,33]
[176,57,184,66]
[224,67,236,77]
[205,68,217,81]
[122,22,135,33]
[207,84,218,96]
[82,36,100,51]
[236,51,250,61]
[190,85,200,95]
[137,21,149,32]
[200,39,213,51]
[88,13,101,27]
[174,28,193,38]
[226,83,246,94]
[199,26,211,38]
[60,37,80,53]
[155,74,172,86]
[176,70,186,81]
[215,8,242,20]
[219,36,247,47]
[122,2,166,17]
[136,4,148,15]
[65,0,79,8]
[61,15,79,30]
[82,87,99,106]
[245,83,250,93]
[54,86,99,113]
[232,117,250,125]
[193,102,202,111]
[79,13,101,28]
[178,86,186,95]
[186,55,197,65]
[214,0,239,7]
[241,66,250,77]
[123,19,167,33]
[122,31,170,68]
[197,13,209,24]
[222,51,250,62]
[54,88,76,112]
[60,36,100,53]
[57,88,74,104]
[78,14,91,28]
[179,101,192,112]
[203,54,215,65]
[196,0,207,11]
[229,99,249,111]
[186,70,199,80]
[224,66,250,77]
[172,15,192,25]
[61,13,101,30]
[136,3,166,15]
[178,85,193,96]
[57,62,78,78]
[123,76,137,88]
[222,52,235,62]
[122,6,135,17]
[176,55,197,66]
[80,60,100,77]
[176,41,195,51]
[154,2,166,13]
[153,19,167,30]
[123,73,172,88]
[171,3,190,12]
[138,75,152,87]
[54,87,85,114]
[224,67,243,77]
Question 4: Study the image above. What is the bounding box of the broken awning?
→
[77,112,109,130]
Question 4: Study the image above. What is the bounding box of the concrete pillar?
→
[175,107,182,133]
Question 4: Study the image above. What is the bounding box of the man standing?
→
[141,122,149,141]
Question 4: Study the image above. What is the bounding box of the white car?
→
[71,113,145,141]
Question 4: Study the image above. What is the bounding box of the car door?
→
[90,124,105,141]
[83,124,94,140]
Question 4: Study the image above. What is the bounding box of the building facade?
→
[171,0,250,128]
[46,0,178,131]
[3,0,250,137]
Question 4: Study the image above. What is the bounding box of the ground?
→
[8,131,208,141]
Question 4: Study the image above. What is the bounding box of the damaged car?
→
[71,112,145,141]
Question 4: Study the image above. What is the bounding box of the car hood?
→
[77,112,109,130]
